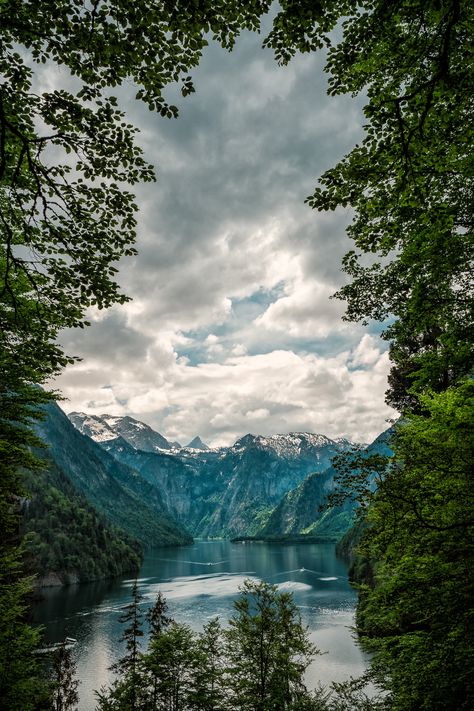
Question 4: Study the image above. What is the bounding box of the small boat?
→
[35,637,77,654]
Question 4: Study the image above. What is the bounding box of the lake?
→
[32,540,368,710]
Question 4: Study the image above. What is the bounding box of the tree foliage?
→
[51,640,80,711]
[97,583,338,711]
[354,382,474,710]
[146,590,174,643]
[191,618,227,711]
[97,579,145,710]
[224,579,318,711]
[264,0,474,409]
[0,383,54,710]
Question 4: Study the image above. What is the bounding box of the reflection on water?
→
[32,540,368,710]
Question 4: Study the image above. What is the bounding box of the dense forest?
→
[0,1,472,710]
[21,460,141,585]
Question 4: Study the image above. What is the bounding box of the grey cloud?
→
[58,309,154,365]
[51,26,394,446]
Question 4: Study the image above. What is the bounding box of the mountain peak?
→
[68,412,119,443]
[186,436,209,450]
[232,431,351,458]
[68,412,175,452]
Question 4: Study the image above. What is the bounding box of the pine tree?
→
[51,640,80,711]
[114,580,145,679]
[96,579,144,711]
[146,590,173,642]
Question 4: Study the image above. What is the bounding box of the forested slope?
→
[21,460,141,586]
[34,402,193,548]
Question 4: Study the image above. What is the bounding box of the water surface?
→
[33,540,368,710]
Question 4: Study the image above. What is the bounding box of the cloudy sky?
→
[53,24,397,447]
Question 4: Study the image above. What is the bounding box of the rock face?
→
[186,436,209,450]
[69,413,358,539]
[258,428,394,539]
[68,412,178,451]
[35,403,192,548]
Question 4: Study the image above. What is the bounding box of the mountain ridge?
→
[36,404,193,548]
[258,427,394,539]
[68,411,359,539]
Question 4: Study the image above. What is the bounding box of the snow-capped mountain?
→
[231,432,353,459]
[68,412,119,443]
[69,413,180,452]
[68,410,364,539]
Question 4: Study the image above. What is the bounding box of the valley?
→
[68,411,372,541]
[24,404,392,592]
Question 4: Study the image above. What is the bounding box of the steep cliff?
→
[34,403,192,548]
[70,412,356,538]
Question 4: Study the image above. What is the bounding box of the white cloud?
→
[349,334,383,368]
[50,25,397,448]
[254,277,347,339]
[57,334,396,446]
[245,408,271,420]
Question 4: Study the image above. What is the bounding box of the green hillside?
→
[21,460,141,585]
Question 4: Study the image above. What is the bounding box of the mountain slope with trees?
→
[34,402,192,549]
[21,460,141,586]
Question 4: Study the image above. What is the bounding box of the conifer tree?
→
[51,640,80,711]
[115,580,144,677]
[96,579,145,711]
[146,590,173,642]
[115,579,144,710]
[142,590,174,709]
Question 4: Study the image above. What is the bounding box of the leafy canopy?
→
[265,0,474,409]
[0,0,272,381]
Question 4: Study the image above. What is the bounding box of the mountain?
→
[69,412,357,539]
[21,460,141,586]
[186,436,209,450]
[258,428,394,540]
[35,403,192,548]
[69,412,179,451]
[198,433,354,537]
[80,433,225,535]
[256,465,354,540]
